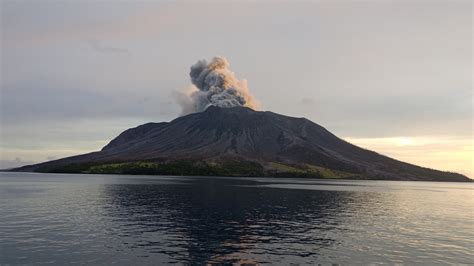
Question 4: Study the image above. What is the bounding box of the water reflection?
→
[2,173,472,264]
[101,178,380,264]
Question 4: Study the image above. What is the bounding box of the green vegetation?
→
[37,163,96,174]
[268,162,304,173]
[266,162,321,178]
[39,160,264,177]
[267,162,356,179]
[305,164,355,178]
[36,159,359,179]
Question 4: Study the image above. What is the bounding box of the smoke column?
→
[176,56,259,114]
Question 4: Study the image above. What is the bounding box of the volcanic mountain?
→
[14,106,470,181]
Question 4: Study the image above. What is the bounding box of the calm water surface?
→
[1,172,473,264]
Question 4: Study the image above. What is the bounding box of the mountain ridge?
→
[13,106,470,182]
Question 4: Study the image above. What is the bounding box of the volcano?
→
[14,106,470,181]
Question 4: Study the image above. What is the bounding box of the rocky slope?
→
[14,106,470,181]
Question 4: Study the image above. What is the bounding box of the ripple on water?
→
[0,173,473,264]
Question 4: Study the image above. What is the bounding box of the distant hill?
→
[13,106,470,182]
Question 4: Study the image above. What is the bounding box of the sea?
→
[1,172,472,265]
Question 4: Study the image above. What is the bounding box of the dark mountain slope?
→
[14,106,470,181]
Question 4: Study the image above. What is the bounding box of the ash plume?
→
[176,56,259,115]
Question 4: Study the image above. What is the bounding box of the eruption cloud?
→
[176,56,259,115]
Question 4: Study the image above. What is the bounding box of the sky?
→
[1,1,472,177]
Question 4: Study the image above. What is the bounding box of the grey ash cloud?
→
[176,56,259,115]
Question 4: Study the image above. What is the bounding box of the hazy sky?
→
[1,1,472,177]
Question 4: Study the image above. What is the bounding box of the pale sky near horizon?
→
[1,1,472,177]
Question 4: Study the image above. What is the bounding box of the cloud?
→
[176,56,260,115]
[0,84,174,125]
[344,136,474,178]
